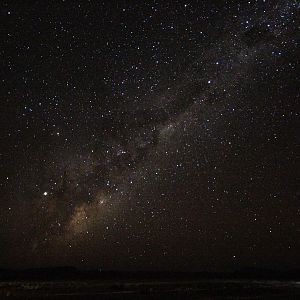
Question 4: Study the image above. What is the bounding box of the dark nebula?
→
[1,1,299,271]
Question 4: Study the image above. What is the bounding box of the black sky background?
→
[1,0,300,271]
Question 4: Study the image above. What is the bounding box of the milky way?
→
[1,1,299,271]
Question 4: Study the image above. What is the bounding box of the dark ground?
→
[2,268,300,299]
[1,279,300,299]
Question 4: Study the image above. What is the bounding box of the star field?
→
[1,0,300,271]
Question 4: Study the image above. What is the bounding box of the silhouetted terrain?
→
[1,267,300,299]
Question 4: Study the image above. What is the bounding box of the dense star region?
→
[1,1,299,271]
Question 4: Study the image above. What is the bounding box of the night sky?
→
[1,1,300,271]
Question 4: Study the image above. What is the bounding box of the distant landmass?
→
[1,267,300,299]
[1,266,300,281]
